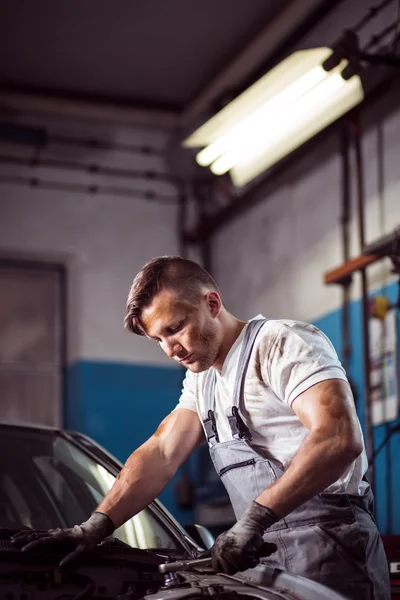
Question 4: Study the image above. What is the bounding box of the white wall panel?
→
[214,96,400,323]
[214,147,345,321]
[0,121,179,366]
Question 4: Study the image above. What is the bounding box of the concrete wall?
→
[0,115,180,365]
[212,1,400,533]
[0,116,190,522]
[214,97,400,321]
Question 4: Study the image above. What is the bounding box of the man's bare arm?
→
[97,408,204,528]
[256,379,363,517]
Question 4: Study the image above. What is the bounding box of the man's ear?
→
[205,291,222,317]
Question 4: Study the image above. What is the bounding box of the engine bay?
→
[0,529,302,600]
[1,529,177,600]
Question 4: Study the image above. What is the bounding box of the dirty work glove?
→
[11,511,115,567]
[211,501,278,575]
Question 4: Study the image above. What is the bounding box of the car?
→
[0,421,346,600]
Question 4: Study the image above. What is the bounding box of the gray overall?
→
[201,318,390,600]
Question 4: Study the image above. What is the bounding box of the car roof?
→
[0,420,62,433]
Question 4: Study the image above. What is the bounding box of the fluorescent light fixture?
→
[183,48,364,187]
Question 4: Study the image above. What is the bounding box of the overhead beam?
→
[0,88,180,130]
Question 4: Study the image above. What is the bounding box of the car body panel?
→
[0,421,346,600]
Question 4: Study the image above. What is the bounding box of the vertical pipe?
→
[201,239,213,274]
[175,190,194,506]
[377,122,392,532]
[340,121,352,375]
[178,191,188,258]
[59,264,68,429]
[352,113,374,491]
[194,183,213,274]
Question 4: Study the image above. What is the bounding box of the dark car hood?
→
[0,528,345,600]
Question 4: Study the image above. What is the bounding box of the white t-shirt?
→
[176,316,368,495]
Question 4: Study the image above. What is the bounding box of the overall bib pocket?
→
[218,458,256,477]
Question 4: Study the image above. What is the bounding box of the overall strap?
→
[226,318,268,440]
[201,318,268,446]
[201,368,219,447]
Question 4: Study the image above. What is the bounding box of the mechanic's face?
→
[141,288,222,373]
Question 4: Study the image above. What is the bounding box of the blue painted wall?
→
[314,281,400,534]
[64,361,193,526]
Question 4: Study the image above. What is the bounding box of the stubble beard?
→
[188,320,220,373]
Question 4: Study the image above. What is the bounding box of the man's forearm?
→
[256,429,362,518]
[96,436,177,529]
[95,409,203,530]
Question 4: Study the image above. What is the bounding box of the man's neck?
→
[213,314,247,373]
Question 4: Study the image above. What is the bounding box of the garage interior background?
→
[0,0,400,534]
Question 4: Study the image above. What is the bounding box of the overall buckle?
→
[203,409,219,446]
[227,406,253,441]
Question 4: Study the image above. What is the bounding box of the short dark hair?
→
[124,256,221,335]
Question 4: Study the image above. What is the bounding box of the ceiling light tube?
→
[211,68,346,175]
[184,48,364,187]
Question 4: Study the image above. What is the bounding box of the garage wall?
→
[214,0,400,322]
[214,100,400,322]
[212,4,400,533]
[0,116,189,522]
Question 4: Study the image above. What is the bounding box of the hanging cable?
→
[391,0,400,49]
[50,134,166,157]
[0,153,180,186]
[0,174,177,204]
[371,423,400,461]
[353,0,396,33]
[363,22,398,50]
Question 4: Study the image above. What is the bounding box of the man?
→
[12,256,389,599]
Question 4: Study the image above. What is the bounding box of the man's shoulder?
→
[255,318,308,338]
[254,318,331,355]
[257,318,324,337]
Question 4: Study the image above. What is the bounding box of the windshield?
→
[0,426,180,551]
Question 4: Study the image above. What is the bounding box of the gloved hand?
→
[211,501,278,575]
[10,511,115,567]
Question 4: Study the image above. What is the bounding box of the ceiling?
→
[0,0,290,112]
